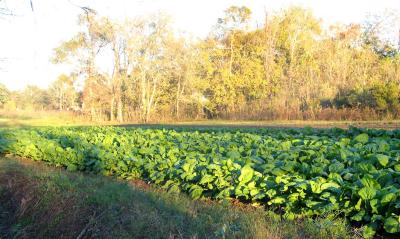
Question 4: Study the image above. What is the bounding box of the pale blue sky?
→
[1,0,399,90]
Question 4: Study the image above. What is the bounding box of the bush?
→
[333,82,400,115]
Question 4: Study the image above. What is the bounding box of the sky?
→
[0,0,400,91]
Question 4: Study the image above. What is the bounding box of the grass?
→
[1,109,399,129]
[122,119,400,130]
[0,156,356,239]
[0,110,90,127]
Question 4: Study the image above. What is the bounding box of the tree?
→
[362,10,400,58]
[125,14,177,122]
[47,5,400,121]
[99,18,127,122]
[49,74,77,111]
[16,85,50,110]
[52,9,109,120]
[198,6,253,115]
[272,7,322,114]
[0,83,9,107]
[217,6,251,83]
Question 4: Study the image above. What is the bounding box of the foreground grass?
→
[0,156,355,239]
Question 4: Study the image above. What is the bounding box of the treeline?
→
[4,6,400,122]
[0,76,79,112]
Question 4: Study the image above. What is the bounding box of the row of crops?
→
[1,126,400,237]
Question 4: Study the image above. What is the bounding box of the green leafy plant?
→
[1,126,400,236]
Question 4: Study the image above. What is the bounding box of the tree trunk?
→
[175,79,181,119]
[111,40,122,122]
[110,94,115,121]
[140,69,147,122]
[90,106,96,121]
[59,90,63,111]
[145,77,157,123]
[229,32,235,79]
[117,96,123,122]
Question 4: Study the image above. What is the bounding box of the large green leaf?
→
[358,187,376,200]
[328,162,344,173]
[381,193,396,204]
[238,165,254,184]
[199,174,214,185]
[362,222,377,239]
[360,176,381,189]
[394,164,400,172]
[351,210,365,221]
[190,185,204,199]
[376,154,389,167]
[354,133,369,143]
[226,150,241,159]
[384,216,400,233]
[320,182,340,191]
[269,196,286,205]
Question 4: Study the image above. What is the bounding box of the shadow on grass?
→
[0,157,353,239]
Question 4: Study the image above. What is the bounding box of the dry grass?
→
[1,109,399,129]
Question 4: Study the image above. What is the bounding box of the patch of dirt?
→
[128,179,152,191]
